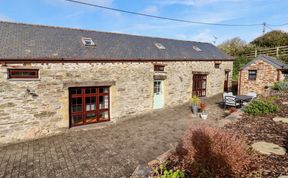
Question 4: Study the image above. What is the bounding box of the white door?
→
[153,80,164,109]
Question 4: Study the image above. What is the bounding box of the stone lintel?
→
[153,75,167,80]
[192,71,209,75]
[63,81,116,88]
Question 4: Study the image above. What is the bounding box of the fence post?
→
[255,49,257,57]
[276,47,279,57]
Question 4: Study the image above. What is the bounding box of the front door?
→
[192,74,207,97]
[224,71,229,92]
[69,87,110,127]
[153,80,164,109]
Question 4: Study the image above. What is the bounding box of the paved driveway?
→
[0,95,225,178]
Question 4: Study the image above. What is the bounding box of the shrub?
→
[177,126,252,178]
[153,164,185,178]
[271,80,288,90]
[191,95,200,106]
[244,97,279,115]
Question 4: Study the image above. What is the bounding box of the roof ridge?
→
[0,20,211,45]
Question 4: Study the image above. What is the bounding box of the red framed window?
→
[8,69,39,79]
[69,87,110,127]
[154,65,165,72]
[192,74,207,97]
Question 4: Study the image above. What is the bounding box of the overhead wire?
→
[66,0,265,27]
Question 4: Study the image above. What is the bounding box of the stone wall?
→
[238,59,281,95]
[0,61,233,145]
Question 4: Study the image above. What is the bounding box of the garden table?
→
[236,95,254,107]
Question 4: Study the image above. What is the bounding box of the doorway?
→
[192,74,207,97]
[153,80,164,109]
[224,71,229,92]
[69,87,110,127]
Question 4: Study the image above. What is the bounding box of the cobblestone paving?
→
[0,95,225,178]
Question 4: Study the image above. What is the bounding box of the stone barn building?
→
[238,55,288,95]
[0,21,233,145]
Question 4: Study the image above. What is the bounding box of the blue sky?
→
[0,0,287,44]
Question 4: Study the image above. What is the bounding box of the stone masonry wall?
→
[239,59,279,95]
[0,61,233,145]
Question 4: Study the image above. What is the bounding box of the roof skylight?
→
[155,43,166,50]
[82,37,96,46]
[193,46,202,52]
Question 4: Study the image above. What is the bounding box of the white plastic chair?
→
[223,92,233,100]
[224,96,240,109]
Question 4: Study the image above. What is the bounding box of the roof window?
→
[155,43,166,50]
[193,46,202,51]
[82,37,95,46]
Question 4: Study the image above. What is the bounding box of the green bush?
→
[244,98,279,115]
[271,80,288,90]
[154,164,185,178]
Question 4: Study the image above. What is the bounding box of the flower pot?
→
[200,113,208,120]
[192,105,198,114]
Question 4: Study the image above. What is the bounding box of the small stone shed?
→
[0,21,233,144]
[238,55,288,95]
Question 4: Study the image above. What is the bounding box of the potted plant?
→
[199,102,208,119]
[191,95,200,114]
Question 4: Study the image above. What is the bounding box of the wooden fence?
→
[242,45,288,59]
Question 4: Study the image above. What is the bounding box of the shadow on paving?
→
[0,95,225,178]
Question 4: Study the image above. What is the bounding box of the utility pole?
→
[262,22,266,34]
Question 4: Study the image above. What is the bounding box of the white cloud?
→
[175,29,217,43]
[141,6,159,15]
[44,0,113,7]
[0,14,12,22]
[157,0,242,6]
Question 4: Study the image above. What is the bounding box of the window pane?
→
[202,80,206,89]
[99,111,109,121]
[72,105,82,112]
[85,88,91,94]
[86,113,97,123]
[99,95,109,109]
[71,88,82,95]
[86,97,96,111]
[99,87,109,93]
[77,98,82,104]
[72,115,83,125]
[91,88,96,93]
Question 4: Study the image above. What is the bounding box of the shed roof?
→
[240,55,288,70]
[0,21,232,62]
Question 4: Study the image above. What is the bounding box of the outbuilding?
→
[238,55,288,95]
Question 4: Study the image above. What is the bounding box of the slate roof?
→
[0,21,232,61]
[241,55,288,70]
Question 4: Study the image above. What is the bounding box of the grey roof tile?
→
[240,55,288,70]
[0,21,232,61]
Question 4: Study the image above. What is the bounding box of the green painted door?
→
[153,80,164,109]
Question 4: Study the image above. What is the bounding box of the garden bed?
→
[149,93,288,178]
[225,93,288,177]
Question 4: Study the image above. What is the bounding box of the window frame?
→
[214,63,220,69]
[192,74,207,97]
[154,65,165,72]
[7,69,39,79]
[248,70,257,81]
[69,86,110,127]
[81,37,96,47]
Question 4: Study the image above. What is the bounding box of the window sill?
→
[7,78,40,81]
